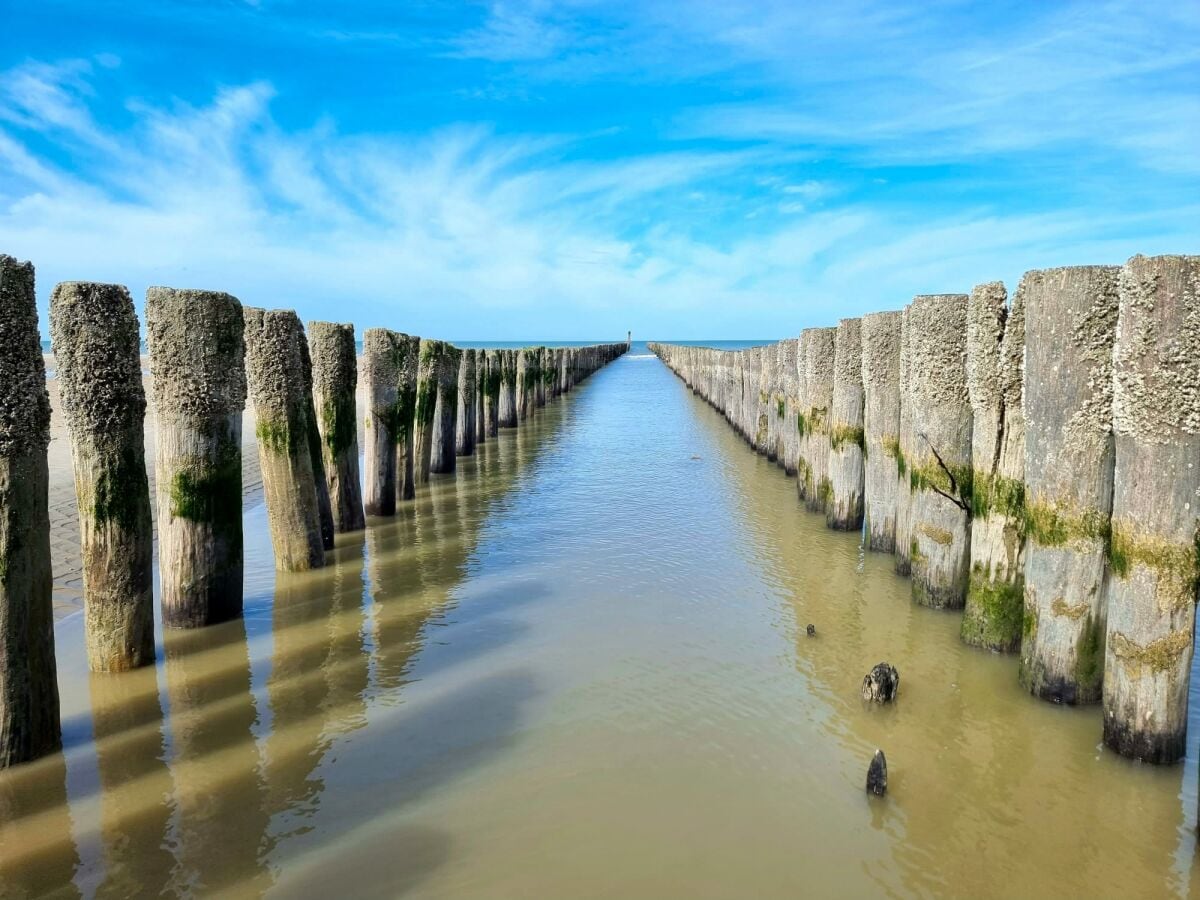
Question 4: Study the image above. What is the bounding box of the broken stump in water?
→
[862,663,899,702]
[867,749,888,796]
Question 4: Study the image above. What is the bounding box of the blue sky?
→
[2,1,1197,340]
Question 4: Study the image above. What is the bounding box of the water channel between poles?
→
[4,344,1200,898]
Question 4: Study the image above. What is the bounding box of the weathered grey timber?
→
[430,345,461,474]
[413,339,442,483]
[794,336,810,498]
[894,309,915,575]
[307,321,365,533]
[474,350,486,446]
[484,351,501,436]
[362,328,400,515]
[456,348,477,457]
[244,308,325,572]
[1019,266,1120,704]
[535,346,548,408]
[778,339,800,475]
[962,283,1027,651]
[861,662,899,702]
[297,328,335,551]
[905,294,972,609]
[393,334,420,503]
[800,328,836,512]
[827,318,865,530]
[0,255,61,766]
[50,282,154,671]
[498,349,518,428]
[146,286,247,628]
[1102,255,1200,763]
[860,311,903,552]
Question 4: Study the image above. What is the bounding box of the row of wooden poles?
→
[0,253,626,768]
[650,253,1200,766]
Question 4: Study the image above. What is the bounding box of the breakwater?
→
[650,253,1200,766]
[0,252,625,769]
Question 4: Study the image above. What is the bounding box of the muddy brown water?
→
[3,346,1199,898]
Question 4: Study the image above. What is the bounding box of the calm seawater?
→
[5,344,1200,897]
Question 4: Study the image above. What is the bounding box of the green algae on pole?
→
[413,338,443,484]
[393,334,420,503]
[307,321,365,533]
[800,327,836,513]
[297,326,335,551]
[244,308,326,572]
[474,350,487,446]
[456,348,477,458]
[498,349,518,428]
[146,286,247,628]
[1102,254,1200,763]
[827,318,865,531]
[0,255,61,766]
[962,283,1027,651]
[362,328,400,515]
[1018,266,1120,704]
[431,344,461,474]
[777,339,800,475]
[905,294,972,609]
[50,282,154,671]
[861,311,903,552]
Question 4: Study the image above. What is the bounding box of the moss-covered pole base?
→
[498,350,518,428]
[297,328,335,551]
[906,293,972,609]
[0,255,61,767]
[244,308,326,572]
[393,334,419,503]
[413,339,442,483]
[430,344,460,474]
[146,286,247,628]
[516,349,535,421]
[861,311,902,552]
[50,282,154,671]
[455,348,477,457]
[307,322,364,533]
[827,318,865,530]
[799,327,835,513]
[1102,254,1200,763]
[1018,266,1119,704]
[362,328,399,515]
[962,283,1027,651]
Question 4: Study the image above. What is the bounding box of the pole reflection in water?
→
[10,347,1200,898]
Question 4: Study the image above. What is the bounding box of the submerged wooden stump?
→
[1102,254,1200,763]
[0,254,61,766]
[307,321,365,533]
[244,308,326,573]
[1019,266,1119,704]
[50,281,154,671]
[146,286,247,628]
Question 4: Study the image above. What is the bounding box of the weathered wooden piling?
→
[146,286,247,628]
[474,351,487,446]
[456,348,477,457]
[430,345,461,474]
[0,255,61,766]
[894,309,915,575]
[1102,254,1200,763]
[962,283,1027,651]
[1019,266,1120,704]
[297,329,335,551]
[827,318,865,530]
[50,282,154,671]
[498,349,518,428]
[905,294,972,609]
[778,339,800,475]
[860,311,903,552]
[483,351,501,436]
[243,308,326,572]
[535,347,548,408]
[393,334,420,503]
[414,338,443,483]
[307,321,365,533]
[799,328,836,513]
[363,328,399,515]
